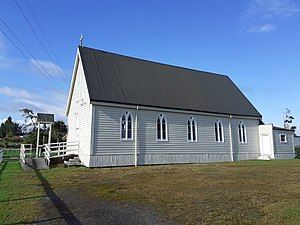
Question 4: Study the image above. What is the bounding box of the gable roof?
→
[77,46,261,118]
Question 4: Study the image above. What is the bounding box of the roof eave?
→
[273,126,295,132]
[65,48,81,116]
[90,99,262,119]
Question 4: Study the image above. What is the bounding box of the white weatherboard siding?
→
[273,130,295,159]
[295,136,300,147]
[67,59,92,166]
[231,119,260,160]
[90,105,260,167]
[137,109,231,165]
[91,106,136,167]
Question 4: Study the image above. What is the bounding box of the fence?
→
[44,141,79,166]
[0,149,3,163]
[20,144,33,164]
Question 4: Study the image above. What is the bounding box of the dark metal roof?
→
[79,46,261,117]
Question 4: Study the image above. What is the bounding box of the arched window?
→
[215,119,224,143]
[238,121,247,143]
[157,114,167,141]
[187,116,197,142]
[120,110,133,140]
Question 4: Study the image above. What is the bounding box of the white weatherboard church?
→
[66,46,295,167]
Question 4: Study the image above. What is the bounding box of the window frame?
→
[120,110,133,141]
[279,134,287,143]
[214,119,224,143]
[238,121,247,144]
[156,114,168,142]
[187,116,198,142]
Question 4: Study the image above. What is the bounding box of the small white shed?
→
[258,124,295,159]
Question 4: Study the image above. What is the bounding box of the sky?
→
[0,0,299,133]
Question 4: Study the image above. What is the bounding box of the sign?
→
[37,113,54,123]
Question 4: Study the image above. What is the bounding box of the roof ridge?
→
[78,45,228,78]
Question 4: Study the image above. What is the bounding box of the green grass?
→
[0,161,46,224]
[0,159,299,224]
[2,149,36,159]
[2,149,20,159]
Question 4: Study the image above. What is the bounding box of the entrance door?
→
[261,134,271,156]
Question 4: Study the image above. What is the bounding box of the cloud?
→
[1,117,8,123]
[247,24,276,32]
[30,59,64,76]
[0,56,65,77]
[0,55,39,73]
[241,0,300,33]
[0,86,31,99]
[245,0,300,18]
[0,49,67,80]
[0,86,67,121]
[0,34,70,86]
[0,117,23,125]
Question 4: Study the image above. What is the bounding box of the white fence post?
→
[36,123,40,158]
[0,149,3,163]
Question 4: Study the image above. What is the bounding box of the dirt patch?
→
[36,188,175,225]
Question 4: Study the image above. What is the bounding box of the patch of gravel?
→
[35,188,175,225]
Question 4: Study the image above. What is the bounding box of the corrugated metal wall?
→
[90,105,260,167]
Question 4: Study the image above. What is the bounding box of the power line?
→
[0,28,67,95]
[25,0,71,83]
[0,16,67,94]
[14,0,69,85]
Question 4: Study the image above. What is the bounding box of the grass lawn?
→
[0,159,299,224]
[2,149,37,159]
[2,149,20,159]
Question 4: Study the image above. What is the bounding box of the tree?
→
[23,120,68,145]
[20,108,36,133]
[0,116,23,138]
[51,121,67,142]
[24,131,37,147]
[283,108,296,131]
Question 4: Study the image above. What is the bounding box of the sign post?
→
[36,113,54,158]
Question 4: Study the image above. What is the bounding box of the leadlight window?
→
[120,110,133,140]
[157,114,167,141]
[238,121,247,143]
[187,116,197,142]
[215,119,224,143]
